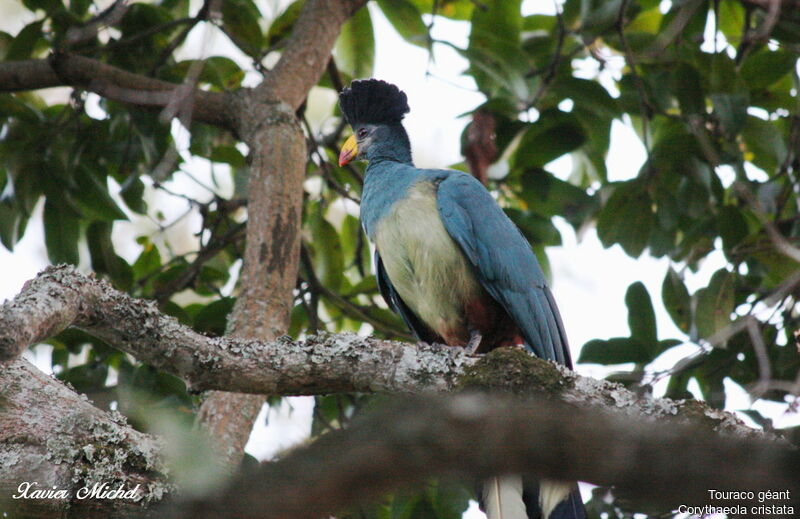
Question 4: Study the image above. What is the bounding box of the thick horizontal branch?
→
[0,53,231,130]
[174,393,800,519]
[0,265,469,394]
[0,266,778,443]
[0,359,169,519]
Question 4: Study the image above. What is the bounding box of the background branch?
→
[0,53,231,130]
[174,393,800,519]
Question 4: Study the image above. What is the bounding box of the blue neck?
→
[365,123,413,165]
[361,162,420,239]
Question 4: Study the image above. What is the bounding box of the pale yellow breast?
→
[374,181,482,343]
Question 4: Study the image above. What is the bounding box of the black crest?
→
[339,79,410,126]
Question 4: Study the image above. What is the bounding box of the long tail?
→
[539,480,580,519]
[482,476,527,519]
[481,478,586,519]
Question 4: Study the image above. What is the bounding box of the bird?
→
[337,79,586,519]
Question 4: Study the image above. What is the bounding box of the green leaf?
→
[627,4,662,34]
[580,0,625,38]
[132,241,162,279]
[695,268,734,342]
[336,6,374,78]
[746,234,800,289]
[68,0,91,16]
[87,222,133,290]
[58,363,109,393]
[266,1,305,47]
[718,0,745,44]
[170,57,245,90]
[710,92,749,136]
[741,116,788,173]
[773,13,800,43]
[22,0,62,12]
[740,49,798,90]
[376,0,428,47]
[513,109,587,169]
[549,77,620,121]
[505,208,561,246]
[708,51,744,94]
[596,181,654,257]
[307,209,344,291]
[671,62,705,115]
[6,21,45,60]
[120,176,147,214]
[717,205,749,256]
[210,145,247,168]
[0,94,43,123]
[287,303,308,338]
[578,337,650,365]
[71,166,128,221]
[342,275,378,296]
[43,200,80,265]
[662,268,691,334]
[425,480,471,519]
[221,0,264,56]
[467,0,526,98]
[626,282,657,346]
[519,169,596,229]
[193,297,235,336]
[410,0,473,20]
[0,32,12,61]
[0,194,26,251]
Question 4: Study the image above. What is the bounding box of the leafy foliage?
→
[1,0,799,517]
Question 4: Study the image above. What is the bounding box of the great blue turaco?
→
[337,79,586,519]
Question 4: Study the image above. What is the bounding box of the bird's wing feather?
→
[436,172,571,366]
[375,251,437,343]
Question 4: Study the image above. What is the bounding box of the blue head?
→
[338,79,413,166]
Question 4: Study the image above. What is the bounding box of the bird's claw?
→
[465,330,483,356]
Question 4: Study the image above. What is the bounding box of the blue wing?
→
[374,251,438,344]
[436,172,572,367]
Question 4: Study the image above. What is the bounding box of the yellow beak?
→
[338,135,358,166]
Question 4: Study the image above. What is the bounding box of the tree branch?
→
[174,393,800,519]
[0,359,170,519]
[0,53,231,130]
[254,0,369,109]
[0,266,779,442]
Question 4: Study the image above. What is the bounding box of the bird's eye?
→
[357,128,368,138]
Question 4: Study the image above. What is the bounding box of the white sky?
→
[2,1,797,516]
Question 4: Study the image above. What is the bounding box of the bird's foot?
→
[465,330,483,356]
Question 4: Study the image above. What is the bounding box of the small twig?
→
[733,181,800,263]
[64,0,130,47]
[527,0,566,108]
[617,0,653,152]
[301,115,360,203]
[299,245,413,340]
[99,17,195,53]
[149,0,214,76]
[326,57,345,93]
[745,317,773,400]
[87,79,175,105]
[749,0,783,44]
[154,222,246,303]
[644,0,705,59]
